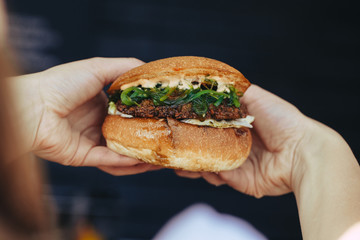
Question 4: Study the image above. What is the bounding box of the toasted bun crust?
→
[102,116,252,172]
[108,56,250,94]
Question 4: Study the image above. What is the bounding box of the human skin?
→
[2,2,155,176]
[0,0,8,48]
[10,57,160,176]
[177,85,360,240]
[9,59,360,238]
[3,0,358,238]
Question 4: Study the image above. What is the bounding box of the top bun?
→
[108,56,250,93]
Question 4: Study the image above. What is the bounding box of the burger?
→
[102,56,254,172]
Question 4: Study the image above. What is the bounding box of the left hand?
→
[12,57,159,175]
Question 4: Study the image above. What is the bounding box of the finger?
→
[242,84,301,120]
[67,92,107,133]
[70,144,142,167]
[148,165,164,171]
[98,163,156,176]
[84,57,145,86]
[175,170,202,179]
[242,84,285,109]
[218,164,261,197]
[241,84,304,152]
[201,172,226,187]
[43,57,144,116]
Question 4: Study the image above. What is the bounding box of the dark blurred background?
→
[5,0,360,239]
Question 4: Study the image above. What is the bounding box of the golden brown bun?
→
[102,116,252,172]
[108,56,250,94]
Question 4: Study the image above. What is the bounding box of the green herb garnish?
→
[120,87,140,106]
[192,97,208,116]
[112,79,242,116]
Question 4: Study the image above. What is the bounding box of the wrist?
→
[291,117,360,239]
[10,73,44,155]
[291,117,356,195]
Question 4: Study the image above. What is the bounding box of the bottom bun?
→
[102,115,252,172]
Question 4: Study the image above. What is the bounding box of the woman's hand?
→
[177,84,310,198]
[12,57,159,175]
[177,84,360,239]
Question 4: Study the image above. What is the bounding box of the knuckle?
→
[127,57,145,65]
[88,56,104,62]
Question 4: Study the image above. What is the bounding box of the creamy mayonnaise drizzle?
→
[120,75,232,93]
[181,115,254,129]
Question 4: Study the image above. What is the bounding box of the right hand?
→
[176,84,314,198]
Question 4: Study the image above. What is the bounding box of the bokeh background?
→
[5,0,360,239]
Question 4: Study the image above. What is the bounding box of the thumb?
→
[83,57,145,86]
[42,57,144,116]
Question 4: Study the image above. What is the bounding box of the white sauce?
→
[108,102,133,118]
[120,75,232,93]
[181,115,255,129]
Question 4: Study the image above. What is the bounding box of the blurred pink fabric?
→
[154,204,267,240]
[339,222,360,240]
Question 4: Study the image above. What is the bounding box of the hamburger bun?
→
[108,56,250,94]
[102,56,252,172]
[103,116,251,172]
